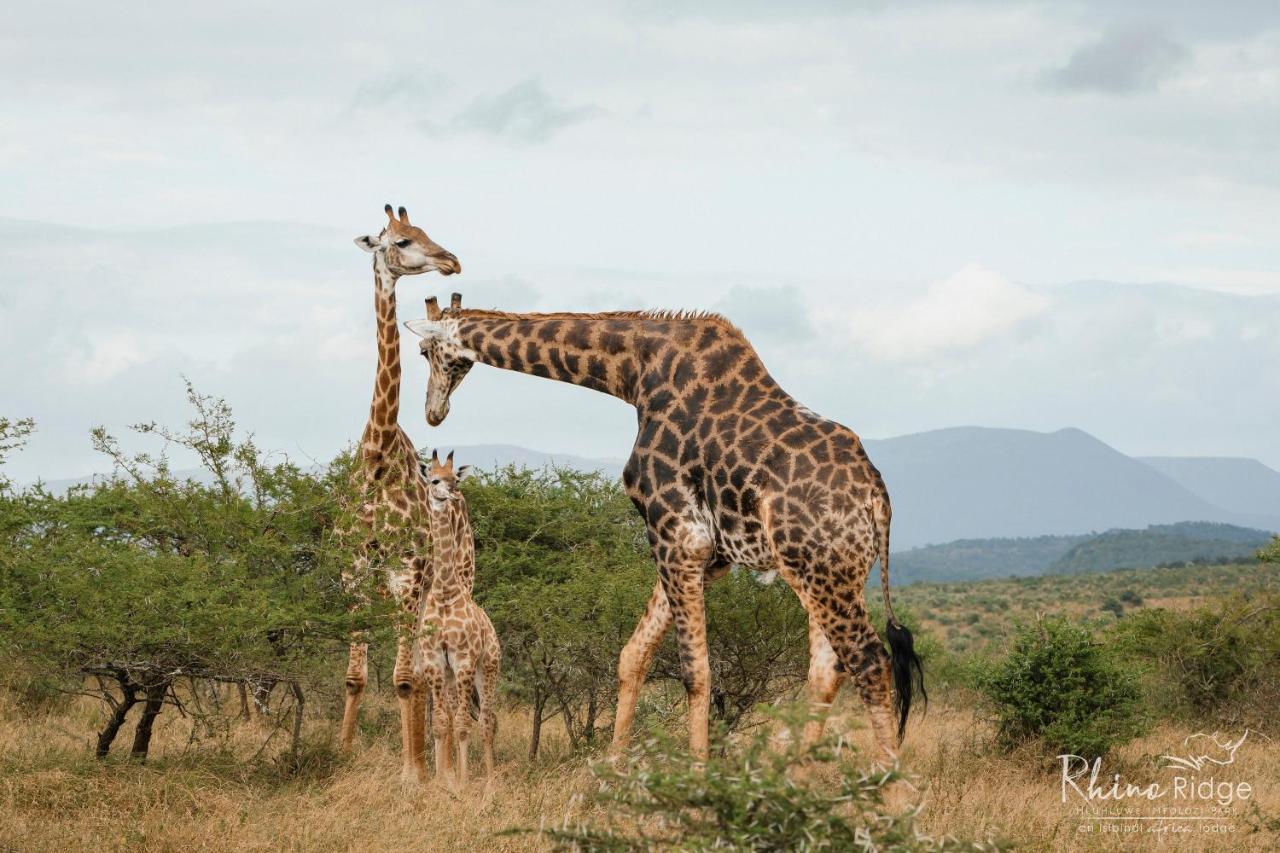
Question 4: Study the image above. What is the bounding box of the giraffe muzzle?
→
[436,252,461,276]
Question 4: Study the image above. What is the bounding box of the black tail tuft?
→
[885,620,926,741]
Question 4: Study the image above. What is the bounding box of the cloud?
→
[348,68,450,114]
[845,266,1049,363]
[449,78,603,143]
[1040,26,1191,94]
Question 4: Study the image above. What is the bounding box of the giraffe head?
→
[354,204,462,279]
[419,449,472,507]
[404,293,476,426]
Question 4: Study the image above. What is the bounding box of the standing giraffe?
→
[339,204,460,783]
[404,298,924,763]
[414,449,501,789]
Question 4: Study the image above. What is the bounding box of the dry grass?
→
[2,686,1278,851]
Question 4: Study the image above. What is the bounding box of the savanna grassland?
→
[3,561,1279,852]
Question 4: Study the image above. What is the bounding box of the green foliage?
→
[536,706,1000,851]
[466,466,654,753]
[979,617,1144,758]
[1111,595,1280,723]
[1260,536,1280,564]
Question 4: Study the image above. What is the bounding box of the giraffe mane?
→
[446,307,745,334]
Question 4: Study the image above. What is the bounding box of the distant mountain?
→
[1139,456,1280,524]
[863,427,1278,549]
[433,444,624,479]
[1048,522,1273,575]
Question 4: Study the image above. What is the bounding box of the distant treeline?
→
[894,521,1275,584]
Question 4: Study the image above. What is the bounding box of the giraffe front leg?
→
[478,645,500,786]
[451,662,478,790]
[611,579,673,755]
[393,635,421,784]
[422,656,453,781]
[659,562,712,761]
[340,641,368,750]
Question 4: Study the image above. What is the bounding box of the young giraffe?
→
[339,204,460,783]
[404,297,924,763]
[415,450,501,789]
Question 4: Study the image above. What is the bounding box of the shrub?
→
[979,617,1144,759]
[1112,595,1280,724]
[534,706,1000,851]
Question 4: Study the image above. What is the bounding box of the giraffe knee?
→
[345,677,365,696]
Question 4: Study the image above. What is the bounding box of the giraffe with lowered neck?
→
[405,297,925,763]
[337,204,460,784]
[415,449,500,790]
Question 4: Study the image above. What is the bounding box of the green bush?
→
[1112,595,1280,724]
[979,617,1144,759]
[535,706,1001,851]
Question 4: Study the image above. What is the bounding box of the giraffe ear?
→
[404,318,444,339]
[455,465,473,481]
[354,235,381,253]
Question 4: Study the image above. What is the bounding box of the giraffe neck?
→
[446,311,755,408]
[368,256,402,444]
[427,496,474,599]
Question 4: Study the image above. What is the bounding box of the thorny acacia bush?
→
[536,705,1001,852]
[0,386,389,759]
[978,616,1145,760]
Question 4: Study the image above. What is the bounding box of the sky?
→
[1,0,1278,483]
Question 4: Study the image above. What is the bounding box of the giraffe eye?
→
[394,239,412,249]
[431,478,440,485]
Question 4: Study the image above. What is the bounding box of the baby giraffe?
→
[415,450,501,789]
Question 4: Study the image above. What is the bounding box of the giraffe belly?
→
[714,527,775,572]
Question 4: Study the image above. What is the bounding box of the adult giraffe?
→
[404,297,924,763]
[340,205,459,783]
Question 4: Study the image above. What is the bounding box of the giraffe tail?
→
[874,491,926,741]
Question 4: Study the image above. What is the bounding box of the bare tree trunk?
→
[95,675,139,759]
[130,679,169,761]
[289,681,305,756]
[585,688,599,745]
[528,692,546,761]
[238,682,251,721]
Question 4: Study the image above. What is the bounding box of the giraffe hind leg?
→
[795,583,899,764]
[802,617,848,748]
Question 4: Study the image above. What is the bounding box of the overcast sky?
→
[2,0,1278,482]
